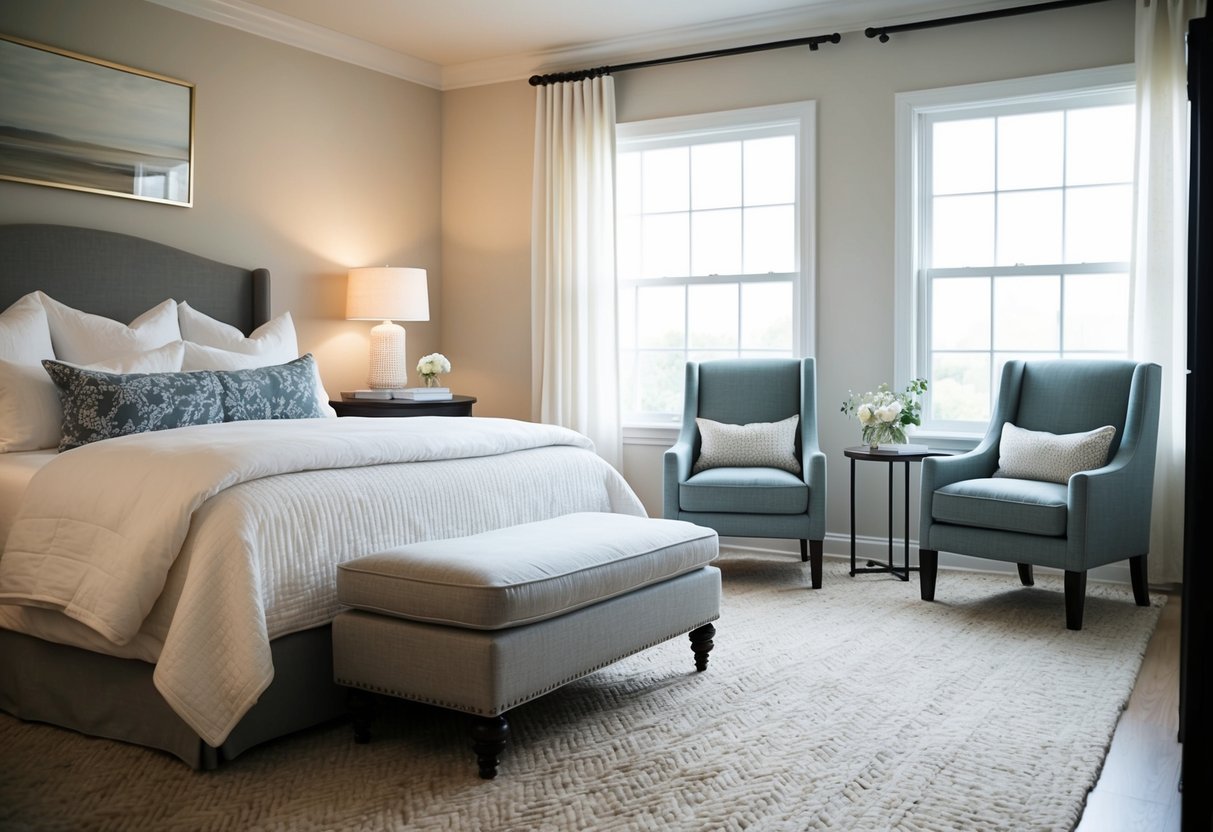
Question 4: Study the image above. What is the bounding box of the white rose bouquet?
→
[841,378,927,447]
[416,353,451,387]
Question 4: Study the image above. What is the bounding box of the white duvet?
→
[0,417,645,745]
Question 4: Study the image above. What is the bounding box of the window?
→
[896,67,1135,434]
[616,102,815,426]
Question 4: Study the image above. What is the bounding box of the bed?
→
[0,224,645,768]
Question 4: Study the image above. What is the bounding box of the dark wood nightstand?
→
[331,394,477,418]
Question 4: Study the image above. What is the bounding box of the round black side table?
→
[844,445,952,581]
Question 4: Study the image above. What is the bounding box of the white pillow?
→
[86,341,185,374]
[0,342,185,453]
[181,340,281,371]
[0,293,54,364]
[0,293,57,452]
[178,301,297,358]
[692,415,801,475]
[37,292,180,364]
[994,422,1117,485]
[178,305,335,418]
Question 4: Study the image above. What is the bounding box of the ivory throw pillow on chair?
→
[994,422,1116,485]
[692,415,801,475]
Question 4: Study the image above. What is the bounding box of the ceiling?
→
[150,0,1064,89]
[240,0,859,66]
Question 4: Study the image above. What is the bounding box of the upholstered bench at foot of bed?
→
[331,511,721,779]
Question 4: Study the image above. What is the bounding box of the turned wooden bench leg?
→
[470,714,510,780]
[689,623,716,672]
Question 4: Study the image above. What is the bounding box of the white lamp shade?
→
[346,267,429,322]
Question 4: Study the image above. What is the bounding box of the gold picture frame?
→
[0,34,194,206]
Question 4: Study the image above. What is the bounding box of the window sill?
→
[625,425,982,453]
[623,424,680,446]
[909,430,983,453]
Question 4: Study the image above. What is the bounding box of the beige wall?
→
[1,0,1137,550]
[441,80,535,419]
[440,2,1136,550]
[0,0,443,397]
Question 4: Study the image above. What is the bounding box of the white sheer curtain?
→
[1133,0,1205,583]
[531,76,621,469]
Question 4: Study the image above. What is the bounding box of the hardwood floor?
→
[1075,591,1183,832]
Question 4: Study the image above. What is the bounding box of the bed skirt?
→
[0,626,345,769]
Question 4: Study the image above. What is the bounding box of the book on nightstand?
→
[866,443,931,455]
[347,389,397,400]
[393,388,453,401]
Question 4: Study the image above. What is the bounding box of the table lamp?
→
[346,266,429,389]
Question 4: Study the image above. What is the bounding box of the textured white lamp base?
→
[367,320,408,389]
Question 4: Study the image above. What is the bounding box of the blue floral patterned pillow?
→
[43,361,225,451]
[43,354,325,451]
[215,354,325,422]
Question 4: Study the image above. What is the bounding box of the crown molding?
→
[145,0,443,89]
[149,0,1070,91]
[441,0,1037,88]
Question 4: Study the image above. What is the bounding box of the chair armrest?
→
[805,449,827,539]
[800,406,824,490]
[663,438,694,519]
[1066,445,1157,566]
[1066,361,1161,567]
[918,441,1000,547]
[920,442,998,493]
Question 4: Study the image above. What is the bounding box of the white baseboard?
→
[717,533,1135,586]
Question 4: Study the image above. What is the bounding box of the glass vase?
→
[862,423,907,450]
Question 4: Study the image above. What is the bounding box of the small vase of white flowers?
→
[841,378,928,449]
[417,353,451,388]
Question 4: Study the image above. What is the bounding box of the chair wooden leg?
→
[1129,554,1150,606]
[809,539,823,589]
[1017,563,1034,587]
[919,549,938,601]
[1064,570,1087,631]
[800,538,808,562]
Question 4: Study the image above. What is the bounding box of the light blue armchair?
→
[663,358,826,588]
[918,360,1161,630]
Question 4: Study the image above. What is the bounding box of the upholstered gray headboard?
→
[0,224,269,333]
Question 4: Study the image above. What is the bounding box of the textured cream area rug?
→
[0,556,1163,832]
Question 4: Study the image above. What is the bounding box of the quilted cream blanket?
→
[0,417,645,744]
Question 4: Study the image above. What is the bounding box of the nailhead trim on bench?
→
[334,614,720,716]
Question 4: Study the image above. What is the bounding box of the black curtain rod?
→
[529,0,1114,86]
[528,33,841,86]
[865,0,1113,42]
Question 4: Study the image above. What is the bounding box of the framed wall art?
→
[0,34,194,206]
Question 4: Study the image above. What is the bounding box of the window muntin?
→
[617,105,813,425]
[908,74,1134,433]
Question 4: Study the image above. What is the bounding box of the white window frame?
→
[894,64,1135,445]
[617,101,817,443]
